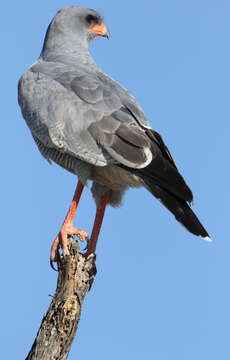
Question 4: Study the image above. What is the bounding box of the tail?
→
[143,177,211,240]
[119,128,211,240]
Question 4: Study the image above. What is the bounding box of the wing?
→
[96,70,151,129]
[18,64,153,168]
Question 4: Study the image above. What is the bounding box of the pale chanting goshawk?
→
[18,6,211,264]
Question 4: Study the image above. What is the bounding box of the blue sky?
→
[1,0,230,359]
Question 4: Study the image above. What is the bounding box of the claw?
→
[50,258,58,271]
[50,246,61,271]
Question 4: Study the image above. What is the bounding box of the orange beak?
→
[88,23,110,38]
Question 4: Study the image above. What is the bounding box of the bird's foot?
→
[50,223,88,270]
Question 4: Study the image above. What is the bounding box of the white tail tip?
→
[200,235,213,242]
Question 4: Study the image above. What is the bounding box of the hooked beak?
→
[88,23,110,39]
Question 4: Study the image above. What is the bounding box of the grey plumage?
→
[18,6,210,239]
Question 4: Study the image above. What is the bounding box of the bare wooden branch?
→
[25,238,96,360]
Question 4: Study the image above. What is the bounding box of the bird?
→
[18,6,211,265]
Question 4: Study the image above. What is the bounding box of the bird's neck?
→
[41,47,97,69]
[40,30,97,69]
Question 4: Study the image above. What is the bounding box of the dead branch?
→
[25,237,96,360]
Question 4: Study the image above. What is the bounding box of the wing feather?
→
[18,63,153,169]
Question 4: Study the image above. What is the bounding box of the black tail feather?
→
[144,179,210,239]
[117,128,210,239]
[138,153,193,203]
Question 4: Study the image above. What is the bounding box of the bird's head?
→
[42,6,109,54]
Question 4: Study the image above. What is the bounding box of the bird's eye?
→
[85,14,98,25]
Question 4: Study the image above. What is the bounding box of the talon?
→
[50,259,58,271]
[50,235,60,262]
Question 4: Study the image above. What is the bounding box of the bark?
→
[25,237,96,360]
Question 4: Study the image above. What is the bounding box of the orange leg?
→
[85,190,111,257]
[50,181,87,263]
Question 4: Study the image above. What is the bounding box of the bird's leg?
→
[50,181,87,264]
[84,190,111,258]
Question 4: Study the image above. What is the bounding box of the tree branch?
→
[25,237,96,360]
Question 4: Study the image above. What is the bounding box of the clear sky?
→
[1,0,229,359]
